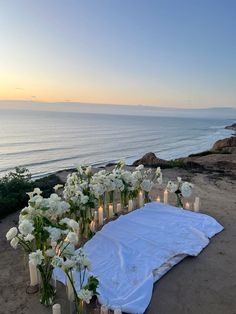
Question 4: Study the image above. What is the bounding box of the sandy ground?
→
[0,167,236,314]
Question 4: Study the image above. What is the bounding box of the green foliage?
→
[34,174,63,198]
[169,159,187,169]
[0,167,34,219]
[84,276,99,294]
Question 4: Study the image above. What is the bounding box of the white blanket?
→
[54,202,223,314]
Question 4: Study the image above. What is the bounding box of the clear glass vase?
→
[175,192,183,208]
[38,263,55,306]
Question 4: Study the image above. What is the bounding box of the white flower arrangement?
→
[166,177,194,207]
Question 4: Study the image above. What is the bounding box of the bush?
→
[0,167,34,219]
[34,174,63,198]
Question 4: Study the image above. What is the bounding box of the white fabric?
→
[54,202,223,314]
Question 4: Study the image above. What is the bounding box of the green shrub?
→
[34,174,63,198]
[0,167,34,219]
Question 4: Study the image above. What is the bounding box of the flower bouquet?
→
[166,177,194,208]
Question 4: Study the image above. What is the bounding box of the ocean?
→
[0,108,234,178]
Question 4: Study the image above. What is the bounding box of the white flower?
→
[54,184,63,192]
[157,172,163,184]
[141,179,153,192]
[19,220,34,236]
[33,188,42,195]
[66,232,78,245]
[45,249,56,257]
[60,243,75,257]
[80,194,89,205]
[62,258,75,269]
[74,248,91,271]
[44,227,62,242]
[85,166,92,176]
[51,256,63,267]
[10,237,19,249]
[6,227,18,241]
[29,250,44,266]
[181,182,194,198]
[69,220,80,232]
[166,181,178,193]
[177,177,182,183]
[156,167,161,176]
[77,288,93,304]
[135,164,144,171]
[24,234,35,242]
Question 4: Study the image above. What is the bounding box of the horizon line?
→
[0,99,235,111]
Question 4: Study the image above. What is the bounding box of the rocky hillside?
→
[133,133,236,174]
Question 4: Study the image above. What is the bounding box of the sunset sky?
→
[0,0,236,108]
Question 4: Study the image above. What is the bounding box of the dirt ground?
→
[0,168,236,314]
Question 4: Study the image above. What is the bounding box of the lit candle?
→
[66,276,74,301]
[100,304,109,314]
[185,202,190,210]
[194,197,200,212]
[138,191,144,207]
[156,196,160,202]
[164,190,168,204]
[94,210,98,221]
[108,204,113,218]
[90,220,96,233]
[114,308,122,314]
[98,206,104,226]
[116,203,121,213]
[29,260,38,286]
[128,199,133,212]
[52,304,61,314]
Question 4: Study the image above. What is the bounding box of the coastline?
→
[0,123,236,314]
[1,139,236,314]
[34,123,236,187]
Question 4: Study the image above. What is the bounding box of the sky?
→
[0,0,236,108]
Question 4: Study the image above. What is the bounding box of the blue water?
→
[0,109,233,178]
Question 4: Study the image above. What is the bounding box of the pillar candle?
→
[114,308,122,314]
[116,203,121,213]
[128,199,133,212]
[29,260,38,286]
[100,304,109,314]
[90,220,96,232]
[185,202,190,209]
[108,204,113,218]
[138,191,144,208]
[164,190,168,204]
[98,206,104,226]
[194,197,200,212]
[156,196,160,202]
[52,304,61,314]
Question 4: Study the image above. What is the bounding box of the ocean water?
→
[0,109,233,178]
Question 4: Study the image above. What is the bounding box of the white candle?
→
[90,220,96,232]
[114,308,122,314]
[29,260,38,286]
[138,191,144,207]
[128,199,133,212]
[52,304,61,314]
[108,204,113,218]
[164,190,168,204]
[116,203,121,213]
[66,276,74,301]
[185,202,190,209]
[94,210,98,221]
[156,196,160,202]
[98,206,104,226]
[194,197,200,212]
[100,304,109,314]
